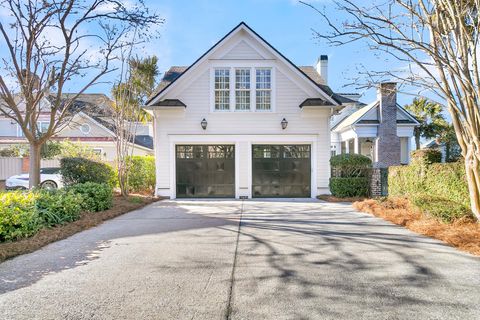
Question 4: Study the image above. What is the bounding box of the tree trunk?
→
[464,148,480,221]
[29,143,41,189]
[415,132,421,150]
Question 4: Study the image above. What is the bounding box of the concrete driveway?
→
[0,200,479,319]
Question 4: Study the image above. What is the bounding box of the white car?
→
[5,167,64,190]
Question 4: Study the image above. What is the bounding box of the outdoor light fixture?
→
[281,118,288,130]
[201,118,208,130]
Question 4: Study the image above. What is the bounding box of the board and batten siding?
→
[153,65,332,198]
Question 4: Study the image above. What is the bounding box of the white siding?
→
[154,66,332,198]
[222,40,264,60]
[0,119,18,136]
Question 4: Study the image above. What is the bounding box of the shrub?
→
[329,177,370,197]
[126,156,155,193]
[68,182,113,212]
[60,157,117,187]
[411,195,472,223]
[410,148,442,165]
[0,145,25,157]
[36,189,83,225]
[0,192,42,241]
[329,154,372,197]
[389,161,471,222]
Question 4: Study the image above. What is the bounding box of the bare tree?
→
[0,0,162,188]
[303,0,480,220]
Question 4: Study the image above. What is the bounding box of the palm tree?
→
[405,98,445,150]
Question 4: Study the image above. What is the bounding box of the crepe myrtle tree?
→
[303,0,480,221]
[0,0,163,188]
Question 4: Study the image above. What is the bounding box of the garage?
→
[176,145,235,198]
[252,145,311,197]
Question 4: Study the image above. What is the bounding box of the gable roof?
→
[332,101,419,132]
[146,22,342,106]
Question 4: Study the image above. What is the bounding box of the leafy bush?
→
[126,156,155,193]
[0,192,42,241]
[60,157,117,187]
[411,195,472,223]
[36,189,83,225]
[0,145,25,157]
[329,154,372,197]
[329,177,370,197]
[40,141,63,159]
[330,154,372,177]
[58,140,102,160]
[410,148,442,165]
[68,182,113,212]
[389,161,471,222]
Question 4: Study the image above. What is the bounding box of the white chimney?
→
[315,55,328,84]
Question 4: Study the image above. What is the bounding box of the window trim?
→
[210,63,275,113]
[213,68,231,111]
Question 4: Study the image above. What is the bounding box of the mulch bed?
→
[353,197,480,257]
[317,194,367,203]
[0,195,161,263]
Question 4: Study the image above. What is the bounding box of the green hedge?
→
[68,182,113,212]
[329,154,371,197]
[389,161,471,222]
[126,156,155,193]
[0,182,114,242]
[410,149,442,165]
[329,177,370,197]
[60,157,117,187]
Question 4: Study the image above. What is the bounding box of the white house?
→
[145,22,347,199]
[330,86,419,166]
[0,94,153,161]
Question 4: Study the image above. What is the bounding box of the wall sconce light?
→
[281,118,288,130]
[201,118,208,130]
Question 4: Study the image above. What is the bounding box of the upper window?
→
[235,69,250,110]
[256,69,271,110]
[214,69,230,110]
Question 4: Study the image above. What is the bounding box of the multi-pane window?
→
[214,69,230,110]
[256,69,271,110]
[235,69,250,110]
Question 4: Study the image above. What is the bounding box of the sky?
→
[0,0,419,106]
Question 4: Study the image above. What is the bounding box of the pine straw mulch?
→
[0,194,162,263]
[353,197,480,256]
[318,194,368,203]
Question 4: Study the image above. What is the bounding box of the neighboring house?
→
[0,94,153,161]
[330,84,420,166]
[422,140,461,163]
[145,22,349,199]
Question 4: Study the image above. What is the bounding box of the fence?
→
[0,157,60,180]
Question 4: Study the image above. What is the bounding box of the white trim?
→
[167,134,318,199]
[209,64,276,113]
[148,24,340,107]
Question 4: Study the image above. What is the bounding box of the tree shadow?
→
[0,200,240,294]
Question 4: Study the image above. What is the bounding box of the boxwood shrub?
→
[329,154,372,197]
[68,182,113,212]
[329,177,370,198]
[61,157,117,187]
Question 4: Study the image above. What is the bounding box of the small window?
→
[214,69,230,110]
[80,123,91,135]
[235,69,250,110]
[256,69,271,110]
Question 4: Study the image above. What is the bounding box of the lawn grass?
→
[353,197,480,256]
[0,194,161,262]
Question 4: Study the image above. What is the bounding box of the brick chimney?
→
[315,55,328,84]
[375,82,401,167]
